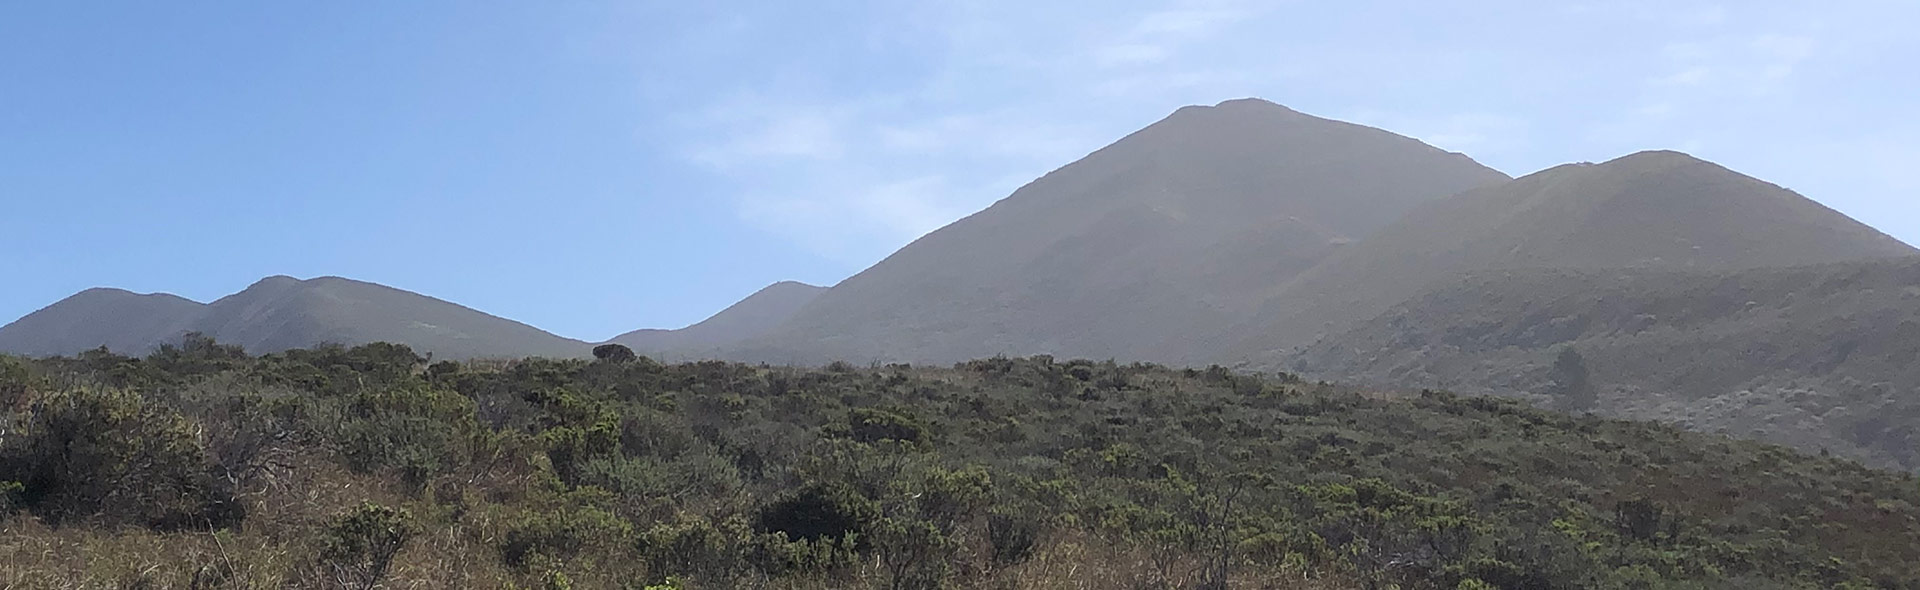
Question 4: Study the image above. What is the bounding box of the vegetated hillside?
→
[4,345,1918,589]
[733,98,1509,366]
[1233,150,1918,360]
[608,281,825,361]
[0,276,587,360]
[1291,257,1920,470]
[0,288,205,357]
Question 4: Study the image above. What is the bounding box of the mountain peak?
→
[246,275,305,290]
[1592,149,1714,174]
[763,280,824,292]
[734,99,1511,364]
[1213,97,1295,111]
[1161,97,1304,126]
[75,286,140,298]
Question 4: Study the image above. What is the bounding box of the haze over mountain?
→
[0,276,586,360]
[606,280,824,360]
[731,98,1509,364]
[1230,150,1918,361]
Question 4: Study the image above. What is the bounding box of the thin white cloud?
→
[1131,8,1241,36]
[651,0,1919,263]
[1647,33,1818,97]
[734,175,982,263]
[1093,43,1172,68]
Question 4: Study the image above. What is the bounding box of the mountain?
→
[0,276,587,360]
[731,98,1510,365]
[607,281,824,360]
[1289,258,1920,469]
[1231,150,1918,360]
[0,288,205,357]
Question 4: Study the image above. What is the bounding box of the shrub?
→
[330,382,480,487]
[987,511,1043,564]
[317,503,413,590]
[0,387,239,529]
[501,503,634,571]
[541,419,621,486]
[847,408,930,446]
[759,483,873,543]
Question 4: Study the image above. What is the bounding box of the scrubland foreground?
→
[3,338,1918,589]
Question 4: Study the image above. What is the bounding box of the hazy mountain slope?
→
[0,288,207,356]
[192,276,587,360]
[0,276,587,360]
[608,281,824,360]
[733,98,1509,365]
[1290,258,1920,469]
[1234,150,1917,360]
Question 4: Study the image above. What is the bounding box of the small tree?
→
[1548,347,1597,412]
[593,344,638,363]
[0,356,31,408]
[1614,497,1667,543]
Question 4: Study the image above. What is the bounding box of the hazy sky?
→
[4,1,1916,340]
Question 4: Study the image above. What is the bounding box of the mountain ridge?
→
[0,275,589,360]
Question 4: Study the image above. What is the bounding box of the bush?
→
[329,382,480,487]
[987,511,1043,564]
[0,387,239,529]
[847,408,930,446]
[501,503,634,571]
[759,484,873,543]
[317,503,413,590]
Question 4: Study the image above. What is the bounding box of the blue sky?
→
[4,1,1916,341]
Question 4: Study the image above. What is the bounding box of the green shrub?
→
[541,419,621,486]
[0,387,239,529]
[501,503,634,571]
[317,503,413,590]
[846,408,930,446]
[330,382,480,487]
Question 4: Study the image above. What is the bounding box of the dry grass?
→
[1,518,1357,590]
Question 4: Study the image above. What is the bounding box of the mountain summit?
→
[728,99,1511,364]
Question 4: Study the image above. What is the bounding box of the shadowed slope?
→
[1290,257,1920,469]
[1234,150,1917,361]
